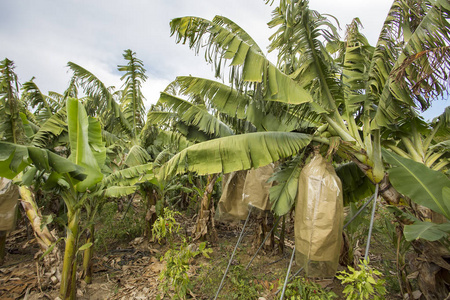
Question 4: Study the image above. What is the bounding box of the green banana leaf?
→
[404,222,450,242]
[157,92,234,138]
[170,16,312,105]
[88,116,106,168]
[268,154,304,216]
[67,97,103,192]
[383,149,450,219]
[102,163,154,186]
[160,131,311,179]
[0,141,86,181]
[125,144,151,167]
[104,185,138,198]
[336,162,376,204]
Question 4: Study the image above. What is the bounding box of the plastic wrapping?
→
[216,170,249,222]
[295,154,343,278]
[216,164,275,222]
[0,178,19,231]
[242,163,274,211]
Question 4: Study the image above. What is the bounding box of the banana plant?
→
[148,88,242,240]
[0,59,70,277]
[165,1,450,204]
[148,81,317,236]
[0,97,105,299]
[67,51,166,242]
[68,50,150,167]
[162,0,450,297]
[56,97,104,299]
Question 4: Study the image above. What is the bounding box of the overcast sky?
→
[1,0,446,120]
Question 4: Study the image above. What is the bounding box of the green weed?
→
[226,265,263,300]
[283,276,337,300]
[154,207,213,299]
[337,259,387,300]
[95,201,145,251]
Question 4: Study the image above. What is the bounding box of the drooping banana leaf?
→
[371,0,450,128]
[101,129,120,147]
[146,111,176,128]
[167,76,304,132]
[67,62,131,132]
[153,130,192,152]
[212,15,264,54]
[22,79,63,124]
[175,122,211,142]
[125,144,151,167]
[160,131,312,179]
[104,185,139,198]
[268,153,304,216]
[31,108,67,148]
[404,221,450,242]
[167,76,251,119]
[383,149,450,219]
[335,162,376,204]
[0,141,86,181]
[103,163,157,198]
[153,148,174,168]
[103,163,154,186]
[170,16,312,105]
[157,92,234,137]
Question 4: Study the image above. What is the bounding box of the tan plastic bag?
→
[295,154,343,277]
[242,163,274,211]
[216,170,249,222]
[0,178,19,231]
[216,164,275,222]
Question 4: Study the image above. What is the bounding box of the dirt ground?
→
[0,213,401,299]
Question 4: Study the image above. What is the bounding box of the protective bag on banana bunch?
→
[0,178,19,231]
[242,163,274,211]
[216,164,274,222]
[216,170,248,222]
[295,154,343,277]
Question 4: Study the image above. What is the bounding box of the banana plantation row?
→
[1,0,450,299]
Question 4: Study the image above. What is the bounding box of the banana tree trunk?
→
[82,223,94,284]
[19,186,61,285]
[144,188,158,239]
[278,215,285,254]
[193,174,218,242]
[60,209,79,300]
[253,211,275,251]
[378,174,403,205]
[19,187,57,250]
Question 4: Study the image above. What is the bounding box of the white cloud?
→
[308,0,393,44]
[142,78,171,108]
